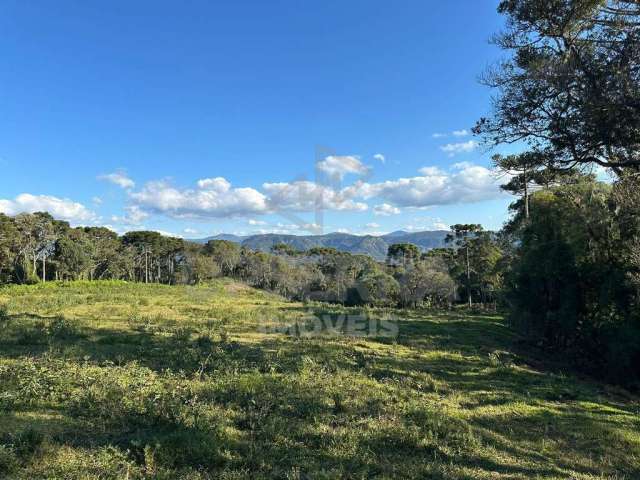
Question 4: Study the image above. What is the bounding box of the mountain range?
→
[191,231,449,260]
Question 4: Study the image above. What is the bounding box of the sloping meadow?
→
[0,281,638,479]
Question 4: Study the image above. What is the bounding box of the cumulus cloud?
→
[196,177,231,190]
[418,166,446,176]
[452,161,473,170]
[316,155,369,179]
[432,133,447,138]
[111,205,149,225]
[130,178,268,219]
[358,164,503,208]
[122,161,503,223]
[373,154,385,163]
[365,222,381,229]
[127,174,370,221]
[440,140,478,157]
[373,203,401,216]
[184,228,199,235]
[98,171,135,189]
[92,196,103,205]
[251,221,322,235]
[405,216,450,232]
[0,194,96,223]
[263,180,368,212]
[153,229,183,238]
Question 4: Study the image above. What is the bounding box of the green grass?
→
[0,280,638,479]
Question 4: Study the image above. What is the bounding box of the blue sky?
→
[0,0,518,238]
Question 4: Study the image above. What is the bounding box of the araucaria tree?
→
[478,0,640,386]
[475,0,640,173]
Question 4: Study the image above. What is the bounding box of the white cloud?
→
[92,196,103,205]
[126,206,149,224]
[263,180,368,212]
[452,161,473,170]
[98,171,135,189]
[253,228,288,235]
[0,194,96,223]
[358,164,503,208]
[316,155,369,179]
[373,154,385,164]
[130,178,268,219]
[440,140,478,157]
[418,166,446,176]
[251,222,321,235]
[153,229,183,238]
[433,129,471,139]
[405,216,450,232]
[373,203,401,216]
[101,224,129,235]
[184,228,199,235]
[111,205,149,225]
[127,175,370,221]
[365,222,381,229]
[196,177,231,191]
[121,162,504,224]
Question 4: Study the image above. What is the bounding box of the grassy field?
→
[0,280,638,479]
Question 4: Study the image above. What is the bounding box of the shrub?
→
[47,316,81,340]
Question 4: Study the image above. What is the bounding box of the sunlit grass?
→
[0,280,638,479]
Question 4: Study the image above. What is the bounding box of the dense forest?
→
[2,0,640,390]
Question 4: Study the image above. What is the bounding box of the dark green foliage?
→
[476,0,640,173]
[445,225,503,307]
[47,316,82,340]
[354,271,400,306]
[203,240,241,276]
[386,243,421,265]
[270,242,301,256]
[473,0,640,387]
[504,176,640,386]
[54,235,90,280]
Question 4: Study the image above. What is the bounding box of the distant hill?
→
[192,230,448,260]
[195,233,247,243]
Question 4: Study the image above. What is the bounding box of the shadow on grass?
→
[1,310,639,478]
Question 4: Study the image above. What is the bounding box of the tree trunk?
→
[42,256,46,282]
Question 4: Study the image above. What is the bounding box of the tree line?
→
[0,211,502,309]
